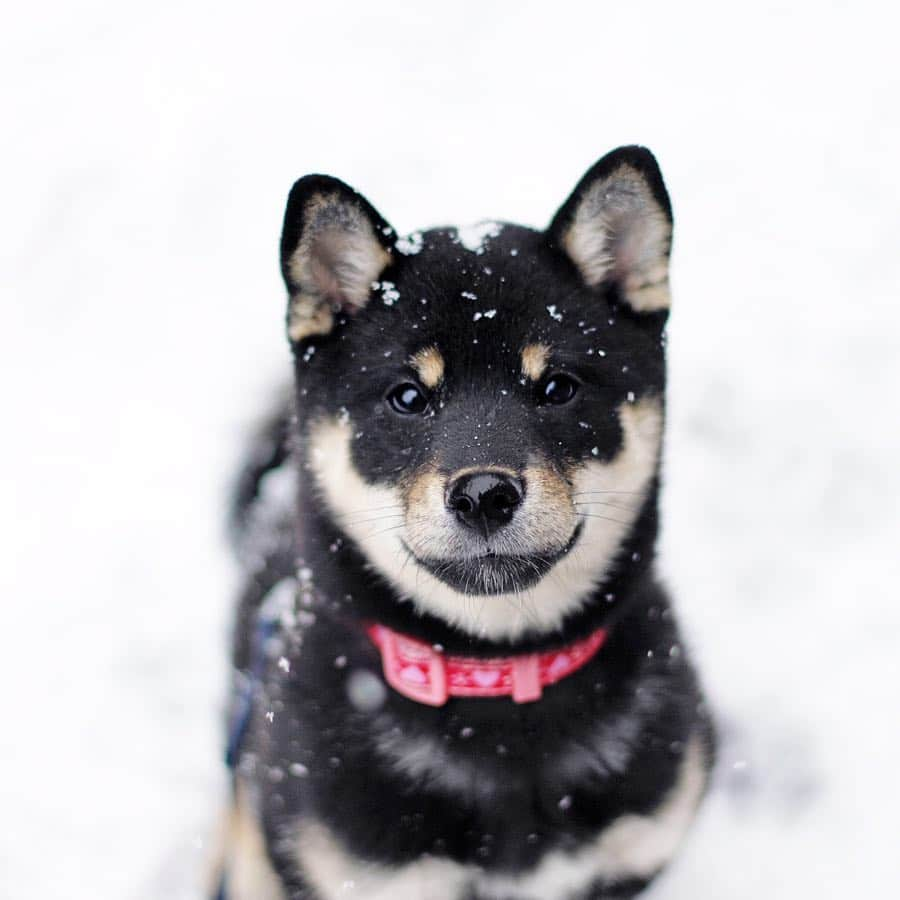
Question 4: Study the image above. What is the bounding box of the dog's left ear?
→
[280,175,395,342]
[548,146,673,313]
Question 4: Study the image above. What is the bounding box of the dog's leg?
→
[204,801,231,899]
[580,878,650,900]
[209,785,288,900]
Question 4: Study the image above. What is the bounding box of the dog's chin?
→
[408,522,583,596]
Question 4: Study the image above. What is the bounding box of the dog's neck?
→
[365,620,611,706]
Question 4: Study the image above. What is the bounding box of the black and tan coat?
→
[215,146,714,900]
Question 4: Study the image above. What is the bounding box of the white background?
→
[2,2,898,897]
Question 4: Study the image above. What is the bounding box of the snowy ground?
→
[2,2,899,897]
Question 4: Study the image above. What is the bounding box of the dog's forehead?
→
[373,224,585,370]
[403,223,550,292]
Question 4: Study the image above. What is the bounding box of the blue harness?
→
[216,578,296,898]
[224,613,280,771]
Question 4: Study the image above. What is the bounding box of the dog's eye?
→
[386,382,429,415]
[539,373,579,405]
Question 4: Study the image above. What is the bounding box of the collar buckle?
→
[370,624,449,707]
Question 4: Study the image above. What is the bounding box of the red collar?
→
[366,622,608,707]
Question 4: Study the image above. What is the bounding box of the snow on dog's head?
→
[282,147,673,639]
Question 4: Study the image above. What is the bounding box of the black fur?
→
[223,146,714,899]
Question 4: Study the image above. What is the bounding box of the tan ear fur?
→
[284,191,392,342]
[552,148,673,313]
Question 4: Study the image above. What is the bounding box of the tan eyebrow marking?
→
[521,343,551,381]
[409,345,445,389]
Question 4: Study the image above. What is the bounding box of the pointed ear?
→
[280,175,395,342]
[548,146,673,313]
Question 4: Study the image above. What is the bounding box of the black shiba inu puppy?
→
[216,146,714,899]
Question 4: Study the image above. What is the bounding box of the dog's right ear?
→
[280,176,395,342]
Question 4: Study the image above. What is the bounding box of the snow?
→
[1,2,899,898]
[455,221,503,254]
[396,231,424,256]
[373,280,400,305]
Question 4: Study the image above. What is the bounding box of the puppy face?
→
[284,148,672,640]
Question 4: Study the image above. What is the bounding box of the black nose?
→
[446,471,524,535]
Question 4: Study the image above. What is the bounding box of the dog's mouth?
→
[404,521,583,595]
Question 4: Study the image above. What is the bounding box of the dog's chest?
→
[292,733,705,900]
[249,603,707,897]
